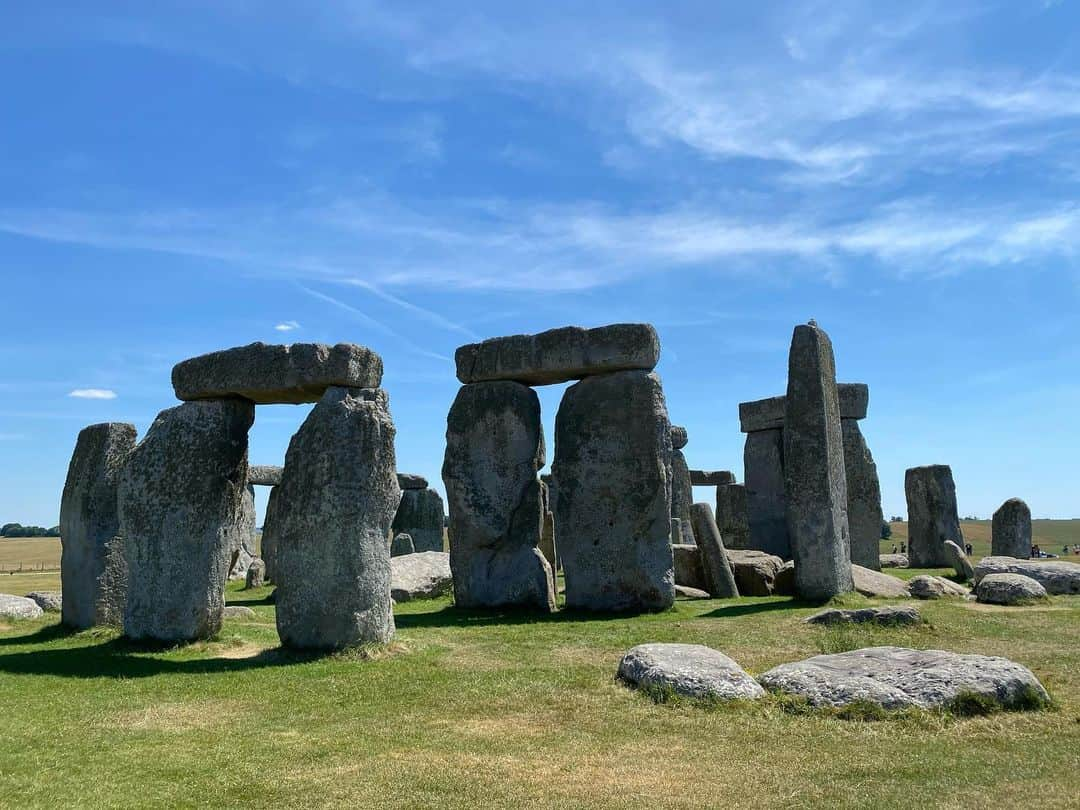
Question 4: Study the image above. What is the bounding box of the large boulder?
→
[742,428,788,556]
[0,594,44,620]
[391,488,445,553]
[805,606,921,626]
[244,558,266,589]
[390,551,453,602]
[60,422,138,629]
[992,499,1031,559]
[758,646,1049,710]
[879,554,909,568]
[554,370,674,612]
[443,381,555,611]
[618,643,764,701]
[944,540,975,581]
[904,464,963,568]
[172,342,383,404]
[842,419,883,571]
[851,565,910,599]
[672,544,707,591]
[26,591,62,613]
[973,557,1080,596]
[119,399,253,642]
[275,386,399,650]
[976,573,1048,606]
[783,322,853,600]
[455,323,659,385]
[689,503,739,598]
[726,549,786,596]
[908,575,969,600]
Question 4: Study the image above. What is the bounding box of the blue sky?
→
[2,1,1078,526]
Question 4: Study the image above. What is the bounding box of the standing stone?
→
[538,480,558,570]
[715,483,750,551]
[689,503,739,598]
[442,381,555,611]
[391,488,445,553]
[245,558,266,589]
[904,465,963,568]
[391,533,415,557]
[60,422,138,629]
[743,429,789,557]
[670,440,696,545]
[944,539,975,581]
[783,323,853,600]
[554,370,674,612]
[119,399,254,642]
[842,420,884,571]
[228,484,258,580]
[95,535,127,626]
[992,498,1032,559]
[260,485,282,583]
[276,386,399,650]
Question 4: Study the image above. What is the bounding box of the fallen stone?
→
[26,591,62,613]
[0,593,44,620]
[244,558,266,589]
[222,605,256,620]
[852,565,910,599]
[976,573,1048,606]
[758,646,1049,710]
[390,532,415,557]
[973,557,1080,595]
[674,585,711,600]
[172,342,383,404]
[689,503,739,599]
[672,544,707,591]
[908,575,969,600]
[396,473,429,490]
[726,549,786,596]
[618,643,765,701]
[742,428,788,556]
[842,419,883,571]
[390,551,453,602]
[879,554,909,568]
[689,470,736,486]
[904,464,963,568]
[455,323,660,385]
[805,606,921,626]
[248,465,283,487]
[714,483,750,552]
[944,540,975,581]
[992,499,1032,559]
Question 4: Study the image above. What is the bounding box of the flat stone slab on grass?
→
[172,342,383,404]
[222,606,257,620]
[455,323,659,385]
[758,646,1049,710]
[26,591,62,612]
[852,565,910,599]
[391,551,453,602]
[674,585,711,600]
[973,557,1080,595]
[726,549,787,596]
[909,575,970,600]
[976,573,1049,606]
[805,606,921,626]
[879,554,909,568]
[618,643,764,701]
[0,594,44,620]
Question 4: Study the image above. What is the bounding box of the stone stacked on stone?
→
[992,498,1032,559]
[688,470,736,486]
[538,479,557,570]
[248,465,283,487]
[904,464,963,568]
[669,426,695,545]
[392,485,445,554]
[60,422,138,629]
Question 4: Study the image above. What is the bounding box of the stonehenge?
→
[904,464,963,568]
[392,477,445,554]
[669,426,696,544]
[992,498,1032,558]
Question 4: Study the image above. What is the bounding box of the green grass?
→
[1,583,1078,808]
[882,519,1080,558]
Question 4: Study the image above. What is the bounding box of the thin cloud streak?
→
[68,388,118,400]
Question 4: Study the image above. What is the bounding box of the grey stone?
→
[0,594,43,620]
[944,540,975,581]
[222,605,256,620]
[260,485,282,583]
[973,557,1080,595]
[842,419,883,571]
[618,643,765,701]
[976,573,1048,605]
[172,342,383,404]
[248,465,283,487]
[783,323,853,600]
[992,499,1032,559]
[26,591,62,613]
[774,560,796,596]
[689,470,736,486]
[758,646,1049,710]
[879,554,909,568]
[675,585,711,600]
[554,370,674,612]
[455,323,660,386]
[228,484,257,581]
[714,483,750,552]
[443,381,555,611]
[390,533,415,557]
[742,429,789,557]
[392,487,445,553]
[119,399,253,642]
[670,425,688,450]
[670,449,696,544]
[672,544,707,591]
[689,503,739,598]
[96,535,127,626]
[390,551,453,602]
[275,387,399,650]
[904,465,963,568]
[725,549,786,596]
[908,575,969,600]
[244,558,266,589]
[837,383,869,421]
[539,480,557,570]
[805,606,921,626]
[739,384,869,433]
[852,565,910,599]
[396,473,429,490]
[60,422,138,629]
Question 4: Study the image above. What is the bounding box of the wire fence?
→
[0,562,60,574]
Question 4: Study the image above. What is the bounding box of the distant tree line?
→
[0,523,60,538]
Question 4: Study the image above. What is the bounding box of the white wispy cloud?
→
[274,320,301,331]
[68,388,118,400]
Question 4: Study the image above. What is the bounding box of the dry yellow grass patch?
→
[962,602,1069,613]
[107,700,247,733]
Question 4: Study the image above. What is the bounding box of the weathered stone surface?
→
[973,557,1080,595]
[0,594,43,620]
[904,465,963,568]
[689,503,739,599]
[455,323,660,386]
[60,422,138,629]
[774,560,796,596]
[391,488,444,554]
[837,384,869,421]
[244,558,266,589]
[26,591,62,613]
[670,449,696,544]
[396,473,429,490]
[260,485,282,583]
[96,535,127,626]
[783,323,853,600]
[879,554,909,568]
[842,420,883,571]
[739,384,868,433]
[248,465,282,487]
[228,484,258,581]
[618,643,765,701]
[538,480,557,570]
[554,370,674,612]
[976,573,1048,605]
[758,646,1049,710]
[670,425,688,451]
[120,399,253,642]
[743,429,788,557]
[275,387,399,650]
[672,544,707,591]
[714,484,750,552]
[689,470,736,486]
[675,585,711,600]
[390,551,453,602]
[443,381,555,611]
[992,499,1032,559]
[222,605,256,620]
[852,565,910,599]
[909,575,969,600]
[805,606,921,626]
[390,533,415,557]
[944,540,975,581]
[726,549,786,596]
[172,342,383,404]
